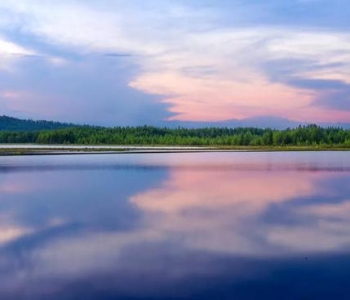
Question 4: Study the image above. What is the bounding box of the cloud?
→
[0,54,172,125]
[315,87,350,111]
[0,37,36,70]
[128,27,350,122]
[0,0,349,124]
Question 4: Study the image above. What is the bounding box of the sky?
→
[0,0,350,127]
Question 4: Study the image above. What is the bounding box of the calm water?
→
[0,152,350,299]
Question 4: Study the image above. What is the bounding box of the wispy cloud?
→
[0,37,36,70]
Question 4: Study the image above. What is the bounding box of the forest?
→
[0,124,350,147]
[0,115,76,131]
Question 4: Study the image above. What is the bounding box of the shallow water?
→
[0,152,350,299]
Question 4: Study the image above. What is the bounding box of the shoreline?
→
[1,145,350,156]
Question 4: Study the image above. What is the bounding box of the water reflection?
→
[0,152,350,299]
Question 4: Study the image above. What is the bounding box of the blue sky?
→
[0,0,349,126]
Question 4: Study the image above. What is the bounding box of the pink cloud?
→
[130,71,350,122]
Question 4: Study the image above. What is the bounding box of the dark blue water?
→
[0,152,350,299]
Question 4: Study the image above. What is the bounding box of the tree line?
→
[0,124,350,147]
[0,115,76,131]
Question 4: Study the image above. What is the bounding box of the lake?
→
[0,151,350,299]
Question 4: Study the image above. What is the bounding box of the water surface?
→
[0,152,350,299]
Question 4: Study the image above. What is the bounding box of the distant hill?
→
[164,116,301,130]
[1,115,350,131]
[0,115,79,131]
[164,117,350,130]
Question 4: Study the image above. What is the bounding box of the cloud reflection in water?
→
[0,152,349,299]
